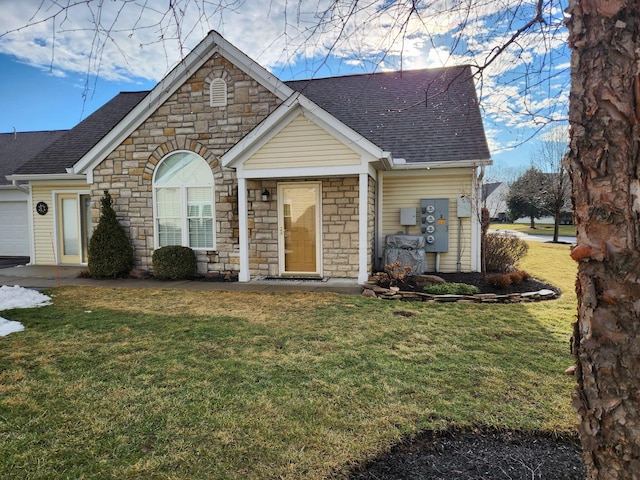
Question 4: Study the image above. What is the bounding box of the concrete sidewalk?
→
[0,263,363,295]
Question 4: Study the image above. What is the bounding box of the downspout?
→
[475,165,486,272]
[12,179,29,193]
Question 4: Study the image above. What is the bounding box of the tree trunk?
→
[566,1,640,478]
[553,203,561,243]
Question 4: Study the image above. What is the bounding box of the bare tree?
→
[530,127,572,242]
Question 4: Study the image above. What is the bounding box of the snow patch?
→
[0,285,52,337]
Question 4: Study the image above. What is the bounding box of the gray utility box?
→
[420,198,449,252]
[383,234,427,274]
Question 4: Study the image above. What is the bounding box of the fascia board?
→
[391,158,492,170]
[235,163,372,180]
[7,173,87,182]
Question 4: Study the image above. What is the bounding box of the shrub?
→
[423,283,480,295]
[483,232,529,273]
[152,246,197,280]
[486,273,512,289]
[88,191,134,278]
[509,270,525,284]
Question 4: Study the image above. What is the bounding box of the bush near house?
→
[483,231,529,273]
[88,191,134,278]
[152,245,197,280]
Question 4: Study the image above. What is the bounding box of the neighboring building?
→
[482,182,509,222]
[7,31,491,282]
[0,130,66,256]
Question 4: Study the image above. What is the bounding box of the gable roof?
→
[482,181,504,200]
[285,66,491,165]
[0,130,67,185]
[12,91,148,177]
[9,33,491,180]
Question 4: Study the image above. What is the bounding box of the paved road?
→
[490,229,575,244]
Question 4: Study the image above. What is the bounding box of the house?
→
[7,31,491,283]
[482,182,509,222]
[0,130,66,256]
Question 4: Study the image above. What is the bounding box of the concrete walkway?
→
[0,261,363,295]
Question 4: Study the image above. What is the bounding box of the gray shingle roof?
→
[8,66,489,178]
[13,91,148,176]
[0,130,67,185]
[285,65,490,163]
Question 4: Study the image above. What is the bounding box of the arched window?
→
[153,151,215,249]
[210,78,227,107]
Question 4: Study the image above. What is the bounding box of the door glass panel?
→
[61,197,79,256]
[282,185,317,273]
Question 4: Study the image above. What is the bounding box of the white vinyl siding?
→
[244,114,360,169]
[382,169,474,273]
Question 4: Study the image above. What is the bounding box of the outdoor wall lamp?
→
[261,188,270,202]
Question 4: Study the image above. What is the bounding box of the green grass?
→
[0,242,578,479]
[492,222,576,238]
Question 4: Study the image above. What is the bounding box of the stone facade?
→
[246,176,375,279]
[90,51,378,280]
[91,53,282,273]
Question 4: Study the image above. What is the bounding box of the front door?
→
[57,193,92,264]
[278,182,321,276]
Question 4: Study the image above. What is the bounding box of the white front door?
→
[57,193,92,264]
[278,182,322,277]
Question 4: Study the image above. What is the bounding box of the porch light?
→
[261,188,270,202]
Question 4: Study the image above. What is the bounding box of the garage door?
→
[0,201,29,256]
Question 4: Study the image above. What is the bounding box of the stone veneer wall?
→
[245,176,375,279]
[322,177,360,278]
[90,53,282,274]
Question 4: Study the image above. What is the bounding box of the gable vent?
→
[210,78,227,107]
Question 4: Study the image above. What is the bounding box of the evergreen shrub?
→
[423,283,479,295]
[88,191,134,278]
[152,246,197,280]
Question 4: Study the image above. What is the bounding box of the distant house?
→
[7,31,492,281]
[482,182,509,222]
[0,131,66,256]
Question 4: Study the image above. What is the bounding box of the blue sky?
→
[0,0,570,180]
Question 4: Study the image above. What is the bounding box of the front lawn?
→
[0,242,578,479]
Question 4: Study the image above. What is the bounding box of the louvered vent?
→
[210,78,227,107]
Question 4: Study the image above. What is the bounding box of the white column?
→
[237,177,250,282]
[358,172,369,284]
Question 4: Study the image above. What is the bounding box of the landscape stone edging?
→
[361,282,559,303]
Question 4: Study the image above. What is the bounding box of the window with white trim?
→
[154,152,215,249]
[210,78,227,107]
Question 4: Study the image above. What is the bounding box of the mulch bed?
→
[347,429,584,479]
[434,272,562,296]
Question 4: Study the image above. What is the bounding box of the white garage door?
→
[0,201,29,256]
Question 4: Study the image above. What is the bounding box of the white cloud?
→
[0,0,569,153]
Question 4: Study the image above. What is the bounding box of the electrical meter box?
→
[400,207,417,226]
[420,198,449,252]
